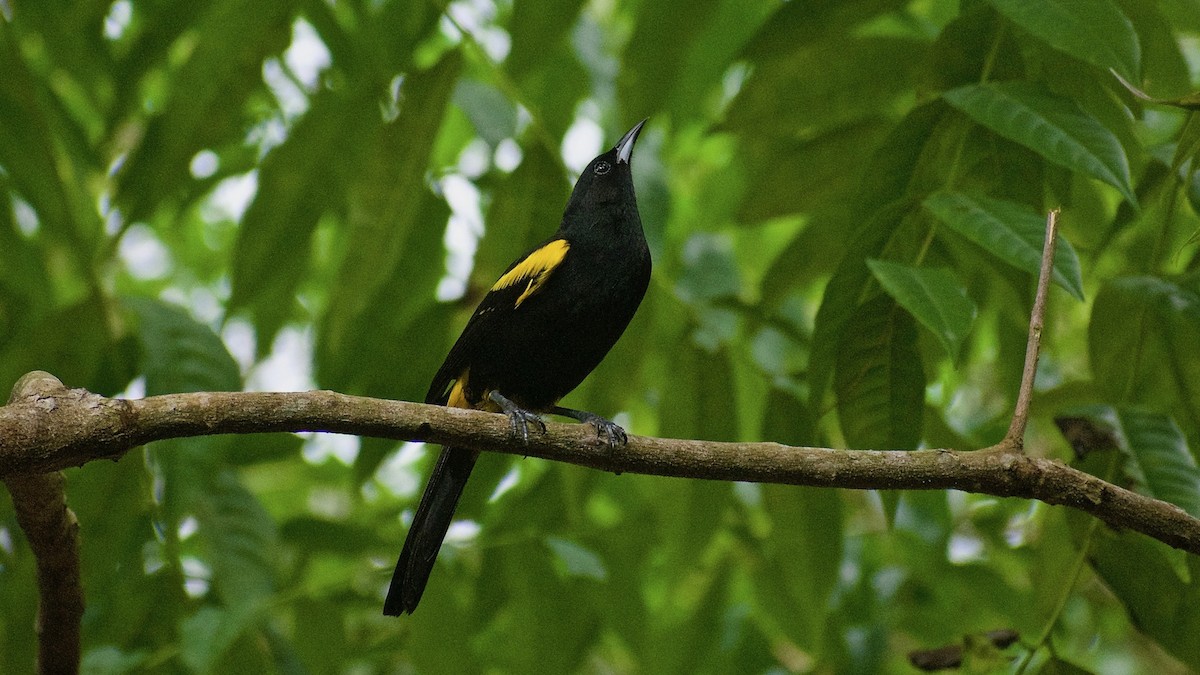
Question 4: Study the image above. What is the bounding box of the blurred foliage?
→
[2,0,1200,673]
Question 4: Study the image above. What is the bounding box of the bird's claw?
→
[506,408,547,445]
[550,406,629,449]
[488,390,546,445]
[585,415,628,449]
[566,413,628,449]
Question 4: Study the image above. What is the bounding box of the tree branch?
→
[3,372,83,675]
[2,371,1199,556]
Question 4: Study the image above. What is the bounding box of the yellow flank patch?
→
[447,370,470,409]
[490,239,570,307]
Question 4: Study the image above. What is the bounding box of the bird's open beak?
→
[615,119,647,165]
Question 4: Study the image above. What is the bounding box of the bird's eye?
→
[593,161,611,175]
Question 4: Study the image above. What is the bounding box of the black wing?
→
[424,237,571,406]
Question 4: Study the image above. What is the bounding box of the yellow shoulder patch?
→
[446,369,470,409]
[490,239,570,307]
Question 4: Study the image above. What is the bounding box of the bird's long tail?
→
[383,447,478,615]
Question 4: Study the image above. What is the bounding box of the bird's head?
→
[562,119,647,228]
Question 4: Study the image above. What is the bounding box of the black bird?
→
[384,120,652,615]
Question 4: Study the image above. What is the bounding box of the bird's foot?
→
[488,391,546,444]
[551,407,628,449]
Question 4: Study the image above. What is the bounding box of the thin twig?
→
[1005,209,1060,447]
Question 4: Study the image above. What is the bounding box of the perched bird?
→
[384,120,652,615]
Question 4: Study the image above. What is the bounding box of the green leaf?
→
[453,78,517,146]
[618,0,721,124]
[756,484,843,650]
[810,200,913,406]
[228,88,377,351]
[280,516,379,555]
[0,297,133,396]
[676,232,742,302]
[737,119,891,222]
[464,510,601,674]
[123,293,242,540]
[834,296,925,449]
[942,82,1137,205]
[291,599,350,673]
[545,537,608,581]
[123,296,241,394]
[81,647,152,675]
[641,556,732,674]
[866,259,977,358]
[0,191,51,318]
[197,470,279,608]
[1114,409,1200,518]
[659,0,778,125]
[1072,515,1200,671]
[616,0,774,127]
[476,142,569,285]
[1035,656,1096,675]
[659,329,741,443]
[317,187,455,478]
[741,0,909,63]
[725,36,926,139]
[0,35,97,251]
[123,298,275,611]
[1089,277,1200,429]
[986,0,1139,78]
[225,433,302,466]
[506,0,586,78]
[760,384,816,448]
[318,50,461,368]
[507,36,587,141]
[1062,405,1200,518]
[1111,68,1200,112]
[856,100,951,215]
[115,1,294,222]
[1123,1,1193,101]
[1171,111,1200,172]
[71,455,182,651]
[179,603,268,675]
[923,191,1085,300]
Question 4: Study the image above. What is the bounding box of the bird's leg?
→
[551,406,628,449]
[487,391,546,444]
